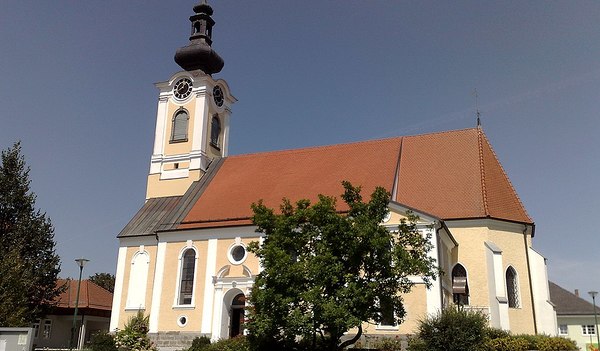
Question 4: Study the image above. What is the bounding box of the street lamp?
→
[69,258,89,350]
[589,291,600,350]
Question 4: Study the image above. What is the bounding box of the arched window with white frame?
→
[126,251,149,309]
[506,266,520,308]
[177,248,197,305]
[171,108,189,142]
[452,263,469,306]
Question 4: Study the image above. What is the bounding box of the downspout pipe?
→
[523,224,537,334]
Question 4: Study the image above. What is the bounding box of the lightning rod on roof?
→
[473,88,481,127]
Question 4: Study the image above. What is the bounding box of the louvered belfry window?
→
[506,266,520,308]
[210,115,221,147]
[171,109,189,142]
[452,264,469,305]
[178,249,196,305]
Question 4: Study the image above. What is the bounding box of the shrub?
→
[205,336,250,351]
[484,327,511,340]
[373,336,404,351]
[482,336,529,351]
[409,306,488,351]
[536,336,578,351]
[114,311,157,351]
[89,331,117,351]
[189,336,211,351]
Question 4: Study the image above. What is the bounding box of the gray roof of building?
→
[118,157,224,238]
[549,281,596,316]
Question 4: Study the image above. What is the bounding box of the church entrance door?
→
[229,293,245,338]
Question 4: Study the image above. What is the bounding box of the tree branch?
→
[338,324,362,350]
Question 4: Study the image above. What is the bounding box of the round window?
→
[177,315,188,327]
[229,244,247,264]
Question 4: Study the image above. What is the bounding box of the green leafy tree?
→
[0,142,62,326]
[247,181,438,351]
[89,272,115,293]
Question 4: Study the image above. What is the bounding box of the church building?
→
[110,3,557,349]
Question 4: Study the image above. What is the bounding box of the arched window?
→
[506,266,520,308]
[126,251,149,309]
[178,249,196,305]
[171,109,189,142]
[210,115,221,147]
[452,263,469,306]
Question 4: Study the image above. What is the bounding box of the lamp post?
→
[589,291,600,349]
[69,258,89,350]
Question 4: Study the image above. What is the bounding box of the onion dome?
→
[174,2,224,74]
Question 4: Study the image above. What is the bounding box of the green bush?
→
[114,311,157,351]
[372,336,403,351]
[408,306,488,351]
[205,336,250,351]
[89,331,117,351]
[536,336,578,351]
[188,336,211,351]
[482,336,529,351]
[484,327,511,340]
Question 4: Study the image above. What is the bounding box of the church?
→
[109,3,557,349]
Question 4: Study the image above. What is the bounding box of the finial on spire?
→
[174,2,224,74]
[473,89,481,128]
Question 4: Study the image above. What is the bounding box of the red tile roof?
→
[395,128,531,223]
[177,128,532,229]
[55,279,112,311]
[179,137,402,229]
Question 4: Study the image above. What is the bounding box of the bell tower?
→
[147,2,235,199]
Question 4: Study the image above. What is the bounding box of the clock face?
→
[213,85,224,107]
[173,78,193,100]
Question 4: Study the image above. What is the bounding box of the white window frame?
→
[582,324,596,335]
[558,324,568,335]
[42,319,52,339]
[32,319,41,338]
[173,244,199,308]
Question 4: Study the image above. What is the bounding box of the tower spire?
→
[473,88,481,127]
[174,2,224,74]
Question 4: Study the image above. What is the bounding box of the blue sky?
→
[1,1,599,300]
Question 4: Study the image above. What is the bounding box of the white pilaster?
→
[426,227,442,314]
[211,288,223,341]
[110,246,127,331]
[201,239,218,333]
[485,241,509,330]
[191,89,209,170]
[149,241,167,333]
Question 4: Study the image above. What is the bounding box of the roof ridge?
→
[228,128,480,160]
[479,131,533,222]
[229,136,404,159]
[477,128,490,215]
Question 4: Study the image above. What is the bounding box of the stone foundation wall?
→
[149,331,207,351]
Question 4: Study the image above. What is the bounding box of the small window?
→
[558,324,568,335]
[582,325,596,335]
[171,109,189,142]
[177,315,188,327]
[43,319,52,339]
[452,263,469,306]
[506,266,520,308]
[210,115,221,148]
[33,319,41,338]
[178,249,196,305]
[379,295,395,326]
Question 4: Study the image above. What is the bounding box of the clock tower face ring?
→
[173,78,193,100]
[213,85,224,107]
